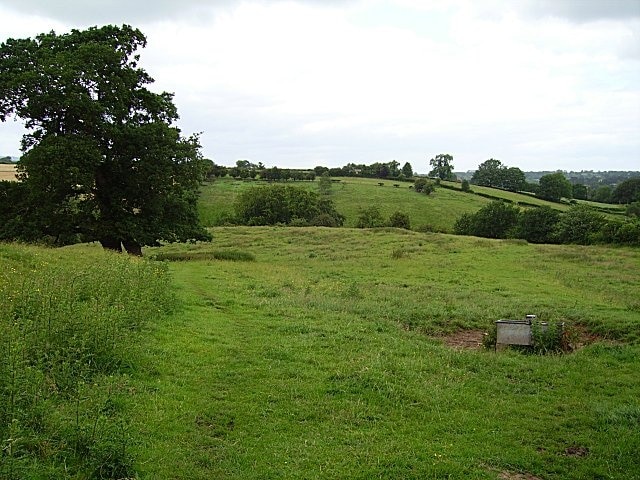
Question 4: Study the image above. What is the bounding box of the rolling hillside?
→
[198,176,626,232]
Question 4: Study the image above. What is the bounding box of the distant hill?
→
[0,156,18,164]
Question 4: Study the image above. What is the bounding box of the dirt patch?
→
[439,329,485,350]
[564,445,589,457]
[498,472,543,480]
[0,164,17,181]
[440,325,605,352]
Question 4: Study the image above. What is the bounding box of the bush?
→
[554,205,606,245]
[513,207,560,244]
[414,178,436,195]
[626,201,640,218]
[597,219,640,246]
[356,206,385,228]
[461,179,471,192]
[312,213,340,227]
[453,201,520,239]
[388,211,411,230]
[235,184,343,226]
[453,213,475,236]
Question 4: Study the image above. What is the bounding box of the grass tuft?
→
[153,249,255,262]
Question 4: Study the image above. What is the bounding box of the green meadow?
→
[198,176,629,234]
[3,225,639,479]
[198,177,494,232]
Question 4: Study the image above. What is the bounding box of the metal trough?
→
[495,315,560,349]
[496,319,534,346]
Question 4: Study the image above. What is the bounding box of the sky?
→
[0,0,639,172]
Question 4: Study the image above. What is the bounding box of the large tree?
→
[401,162,413,178]
[501,167,526,192]
[0,25,211,254]
[611,177,640,204]
[471,158,505,187]
[428,153,455,180]
[537,173,573,202]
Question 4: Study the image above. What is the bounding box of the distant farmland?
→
[0,164,17,181]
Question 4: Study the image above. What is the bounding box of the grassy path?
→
[131,229,640,479]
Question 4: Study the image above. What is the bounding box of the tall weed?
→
[0,244,174,478]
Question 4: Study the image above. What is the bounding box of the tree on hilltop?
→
[0,25,211,254]
[537,173,573,202]
[402,162,413,178]
[471,159,505,187]
[471,159,525,192]
[428,154,455,180]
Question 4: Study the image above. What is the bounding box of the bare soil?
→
[438,329,486,350]
[498,472,543,480]
[439,325,604,352]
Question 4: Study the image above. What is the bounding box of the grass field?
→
[198,176,628,234]
[125,228,640,479]
[2,227,639,478]
[0,164,17,181]
[199,177,494,232]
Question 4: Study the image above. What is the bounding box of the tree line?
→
[454,201,639,246]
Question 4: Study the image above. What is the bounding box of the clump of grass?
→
[391,248,409,259]
[153,249,255,262]
[0,243,174,478]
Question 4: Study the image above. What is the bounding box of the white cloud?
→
[0,0,638,171]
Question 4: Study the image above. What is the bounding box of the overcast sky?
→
[1,0,639,172]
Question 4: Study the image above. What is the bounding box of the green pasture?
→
[441,181,571,210]
[2,229,639,479]
[198,176,628,234]
[441,180,627,216]
[132,228,640,479]
[199,177,493,232]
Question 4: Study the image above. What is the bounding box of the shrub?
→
[461,179,471,192]
[235,184,343,226]
[554,205,606,245]
[356,206,385,228]
[626,201,640,218]
[414,178,436,195]
[453,201,520,239]
[388,211,411,230]
[453,213,475,236]
[513,207,560,244]
[597,219,640,246]
[312,213,340,227]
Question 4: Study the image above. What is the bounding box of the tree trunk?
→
[123,239,143,257]
[100,237,122,252]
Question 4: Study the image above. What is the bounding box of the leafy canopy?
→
[235,184,344,226]
[471,159,525,192]
[428,153,455,181]
[537,172,573,202]
[0,25,211,253]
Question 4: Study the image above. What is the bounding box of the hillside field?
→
[198,177,627,233]
[199,177,495,232]
[2,227,639,477]
[0,163,17,181]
